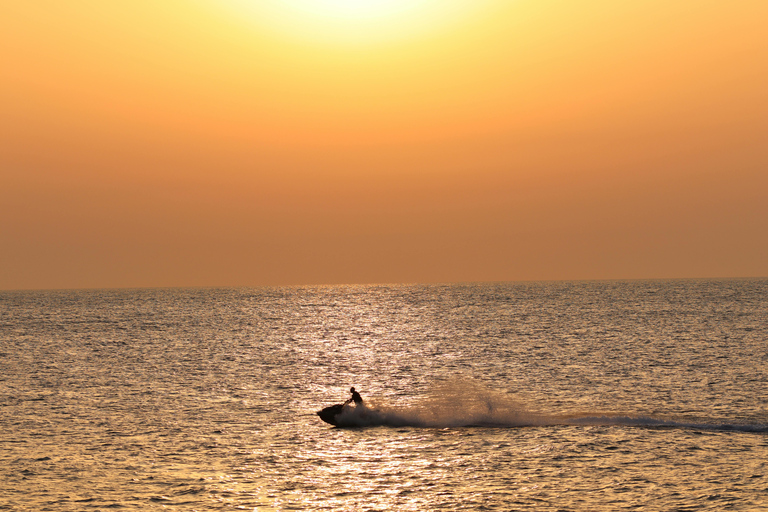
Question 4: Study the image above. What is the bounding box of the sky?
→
[1,0,767,290]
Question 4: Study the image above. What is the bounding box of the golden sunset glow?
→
[223,0,484,44]
[1,0,767,289]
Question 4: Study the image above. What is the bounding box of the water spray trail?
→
[327,380,768,432]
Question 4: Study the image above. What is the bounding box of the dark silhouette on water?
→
[316,404,345,425]
[345,387,363,406]
[317,387,363,426]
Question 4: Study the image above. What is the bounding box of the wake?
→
[327,382,768,433]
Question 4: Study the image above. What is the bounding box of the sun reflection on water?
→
[3,282,767,510]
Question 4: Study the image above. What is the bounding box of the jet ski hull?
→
[317,404,345,426]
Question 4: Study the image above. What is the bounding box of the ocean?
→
[1,279,767,510]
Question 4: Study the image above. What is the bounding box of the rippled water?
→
[1,279,767,510]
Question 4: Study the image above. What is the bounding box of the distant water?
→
[1,279,767,510]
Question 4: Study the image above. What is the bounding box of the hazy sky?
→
[2,0,767,290]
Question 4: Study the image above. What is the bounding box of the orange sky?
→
[2,0,767,289]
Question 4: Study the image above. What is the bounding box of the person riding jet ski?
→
[344,387,362,407]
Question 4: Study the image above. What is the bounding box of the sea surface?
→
[1,279,767,511]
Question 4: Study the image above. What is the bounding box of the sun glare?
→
[223,0,485,45]
[286,0,414,20]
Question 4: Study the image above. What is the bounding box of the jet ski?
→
[317,403,345,426]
